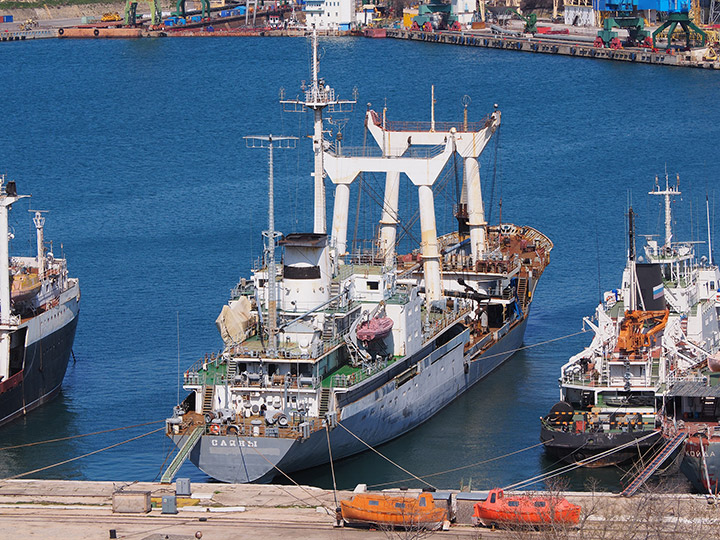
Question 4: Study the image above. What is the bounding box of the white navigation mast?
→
[31,210,48,279]
[0,178,28,383]
[649,173,680,248]
[280,28,355,235]
[245,135,297,357]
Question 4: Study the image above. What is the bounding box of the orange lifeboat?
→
[356,317,394,343]
[340,491,446,529]
[472,488,580,528]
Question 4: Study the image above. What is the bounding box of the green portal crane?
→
[652,11,706,49]
[172,0,211,20]
[124,0,161,25]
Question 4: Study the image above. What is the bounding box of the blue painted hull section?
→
[184,315,530,483]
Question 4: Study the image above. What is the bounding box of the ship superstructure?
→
[0,177,81,427]
[163,32,553,484]
[541,174,720,467]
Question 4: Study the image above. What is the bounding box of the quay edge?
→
[0,479,717,539]
[385,28,720,70]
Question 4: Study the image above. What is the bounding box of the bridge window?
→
[368,281,379,291]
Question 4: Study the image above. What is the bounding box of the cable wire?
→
[4,427,164,480]
[336,421,436,490]
[0,420,166,451]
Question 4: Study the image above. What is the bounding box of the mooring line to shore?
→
[336,421,436,490]
[366,440,552,489]
[472,328,590,363]
[245,438,337,513]
[3,427,164,480]
[504,431,660,491]
[0,419,166,452]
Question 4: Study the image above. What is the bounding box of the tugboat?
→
[162,30,553,484]
[0,177,81,427]
[541,174,720,467]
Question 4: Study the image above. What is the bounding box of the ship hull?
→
[680,436,720,493]
[0,284,80,427]
[177,314,530,483]
[540,425,662,467]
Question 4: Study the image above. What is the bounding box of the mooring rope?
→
[244,440,337,514]
[470,329,590,364]
[336,421,436,490]
[368,441,550,487]
[367,439,551,489]
[504,431,660,491]
[0,420,166,451]
[325,423,340,510]
[3,427,164,480]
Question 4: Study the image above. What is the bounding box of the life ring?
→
[58,28,64,36]
[94,28,99,37]
[210,424,220,435]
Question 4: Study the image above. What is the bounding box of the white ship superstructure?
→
[163,32,552,484]
[0,177,81,427]
[541,174,720,466]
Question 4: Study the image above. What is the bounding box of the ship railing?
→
[423,305,472,342]
[667,372,709,385]
[326,143,446,160]
[331,358,391,389]
[378,117,491,134]
[199,415,325,440]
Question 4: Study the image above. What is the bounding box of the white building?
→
[451,0,475,26]
[304,0,355,30]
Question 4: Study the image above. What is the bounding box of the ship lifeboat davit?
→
[472,488,580,528]
[709,353,720,373]
[340,491,446,529]
[356,316,394,343]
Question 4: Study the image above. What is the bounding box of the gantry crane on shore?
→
[124,0,161,25]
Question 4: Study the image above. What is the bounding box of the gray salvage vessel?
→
[164,30,553,484]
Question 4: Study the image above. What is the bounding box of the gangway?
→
[620,432,687,497]
[161,425,204,484]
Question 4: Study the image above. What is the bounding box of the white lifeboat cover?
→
[216,296,254,345]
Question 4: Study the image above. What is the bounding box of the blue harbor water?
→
[0,36,718,492]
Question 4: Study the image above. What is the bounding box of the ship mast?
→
[32,210,47,279]
[280,28,355,235]
[649,173,680,248]
[707,194,713,266]
[0,178,28,383]
[245,135,297,357]
[628,206,637,312]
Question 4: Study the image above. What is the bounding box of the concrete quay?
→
[1,479,719,539]
[385,28,720,70]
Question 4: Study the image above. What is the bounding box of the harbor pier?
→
[0,479,717,539]
[385,28,720,70]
